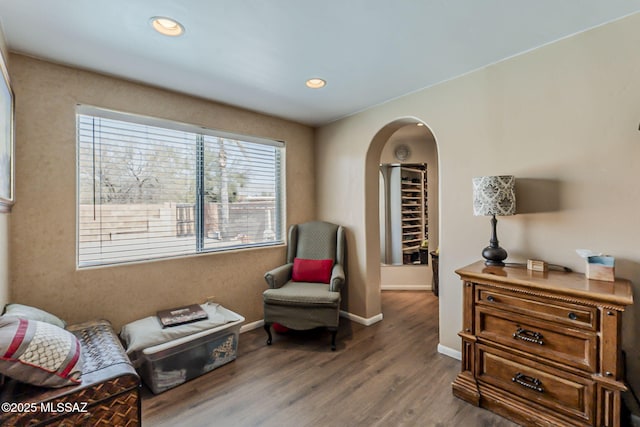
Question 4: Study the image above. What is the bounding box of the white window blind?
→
[77,108,284,267]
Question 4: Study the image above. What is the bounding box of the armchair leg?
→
[264,323,273,346]
[328,327,338,351]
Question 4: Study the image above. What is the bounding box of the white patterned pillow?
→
[0,316,83,387]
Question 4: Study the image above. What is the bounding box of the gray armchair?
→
[263,221,346,351]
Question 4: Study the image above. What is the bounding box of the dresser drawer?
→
[476,307,597,372]
[477,344,594,424]
[476,285,597,331]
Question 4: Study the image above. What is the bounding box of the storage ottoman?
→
[120,304,244,394]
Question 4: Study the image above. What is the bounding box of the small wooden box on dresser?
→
[452,261,633,427]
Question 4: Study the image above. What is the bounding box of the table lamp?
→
[472,175,516,266]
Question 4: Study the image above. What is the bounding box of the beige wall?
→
[0,25,9,309]
[316,11,640,405]
[9,54,315,330]
[380,125,433,163]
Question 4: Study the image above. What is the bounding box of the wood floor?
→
[142,291,518,427]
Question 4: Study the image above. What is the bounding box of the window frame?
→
[76,105,286,268]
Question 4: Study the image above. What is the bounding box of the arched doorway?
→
[379,123,439,289]
[364,117,440,307]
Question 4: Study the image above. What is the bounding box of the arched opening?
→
[364,117,440,315]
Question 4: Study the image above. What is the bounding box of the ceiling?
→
[0,1,639,126]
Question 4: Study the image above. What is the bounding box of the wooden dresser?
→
[452,261,633,427]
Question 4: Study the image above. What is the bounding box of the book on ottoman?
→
[157,304,208,327]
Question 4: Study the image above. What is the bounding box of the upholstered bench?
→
[0,319,141,427]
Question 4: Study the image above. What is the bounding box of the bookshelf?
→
[385,164,428,265]
[400,166,427,264]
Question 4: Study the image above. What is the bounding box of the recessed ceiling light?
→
[150,16,184,37]
[305,78,326,89]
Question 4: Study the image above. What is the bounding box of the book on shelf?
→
[157,303,208,327]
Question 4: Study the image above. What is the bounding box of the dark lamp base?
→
[482,245,507,267]
[481,214,508,267]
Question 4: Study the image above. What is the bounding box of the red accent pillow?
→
[292,258,334,284]
[273,323,289,333]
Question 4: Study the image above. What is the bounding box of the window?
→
[77,106,284,267]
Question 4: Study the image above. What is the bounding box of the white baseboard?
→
[632,414,640,427]
[381,285,431,291]
[438,344,462,360]
[240,319,264,333]
[340,310,384,326]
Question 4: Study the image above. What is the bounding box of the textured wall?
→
[9,54,315,330]
[0,214,8,309]
[315,12,640,408]
[0,26,9,309]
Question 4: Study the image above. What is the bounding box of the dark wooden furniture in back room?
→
[453,261,633,427]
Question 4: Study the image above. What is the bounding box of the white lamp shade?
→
[473,175,516,216]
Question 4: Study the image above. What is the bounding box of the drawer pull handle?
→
[513,327,544,345]
[486,295,495,302]
[512,372,544,393]
[568,312,578,320]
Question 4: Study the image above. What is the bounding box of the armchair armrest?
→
[329,264,345,292]
[264,263,293,289]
